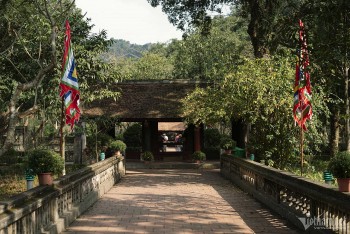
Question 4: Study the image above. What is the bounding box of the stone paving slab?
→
[63,169,300,234]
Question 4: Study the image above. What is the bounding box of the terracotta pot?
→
[38,172,53,185]
[224,149,232,155]
[337,178,350,192]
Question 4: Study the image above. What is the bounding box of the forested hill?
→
[109,39,153,58]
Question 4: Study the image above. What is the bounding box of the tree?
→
[131,52,174,80]
[171,13,252,81]
[0,0,119,155]
[183,56,329,168]
[0,0,66,155]
[305,0,350,156]
[148,0,300,58]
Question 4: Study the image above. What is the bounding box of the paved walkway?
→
[63,169,300,234]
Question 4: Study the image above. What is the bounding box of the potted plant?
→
[220,136,236,155]
[26,148,64,185]
[108,140,127,157]
[141,151,154,163]
[328,151,350,192]
[192,151,206,163]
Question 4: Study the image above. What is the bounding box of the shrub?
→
[97,133,114,147]
[26,149,64,175]
[204,128,221,148]
[328,151,350,178]
[220,135,236,150]
[86,132,114,154]
[123,123,142,147]
[0,148,21,165]
[141,151,154,161]
[192,151,206,161]
[109,140,127,153]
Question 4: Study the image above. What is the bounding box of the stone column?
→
[194,126,201,152]
[143,120,151,152]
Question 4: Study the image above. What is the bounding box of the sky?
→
[74,0,184,45]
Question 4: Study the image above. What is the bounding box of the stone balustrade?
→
[221,155,350,233]
[0,156,125,234]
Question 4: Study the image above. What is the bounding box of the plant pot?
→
[337,178,350,192]
[38,172,53,185]
[323,171,333,184]
[224,149,232,155]
[100,152,105,161]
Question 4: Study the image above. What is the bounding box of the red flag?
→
[293,20,312,131]
[59,20,80,129]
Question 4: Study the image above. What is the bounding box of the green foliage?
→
[123,123,142,147]
[26,149,64,175]
[0,148,21,164]
[183,86,228,125]
[43,123,57,138]
[86,132,113,152]
[220,135,236,150]
[171,13,252,81]
[131,52,174,80]
[307,0,350,155]
[328,152,350,178]
[148,0,232,33]
[109,140,127,153]
[141,151,154,161]
[106,39,176,81]
[285,158,329,183]
[0,1,120,155]
[183,55,329,168]
[192,151,206,161]
[204,128,221,148]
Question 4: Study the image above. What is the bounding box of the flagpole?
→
[300,120,304,176]
[59,96,66,175]
[294,19,311,177]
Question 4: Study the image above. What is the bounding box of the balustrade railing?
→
[0,156,125,234]
[221,155,350,233]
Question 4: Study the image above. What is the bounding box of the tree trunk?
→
[344,67,350,151]
[330,105,340,157]
[0,84,20,156]
[247,0,270,58]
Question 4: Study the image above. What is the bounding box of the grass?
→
[0,174,39,200]
[284,159,336,185]
[0,163,86,201]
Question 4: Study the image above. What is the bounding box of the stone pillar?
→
[143,120,151,151]
[194,126,201,152]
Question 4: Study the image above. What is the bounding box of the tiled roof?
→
[82,80,209,120]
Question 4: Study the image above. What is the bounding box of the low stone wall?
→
[221,155,350,233]
[0,156,125,234]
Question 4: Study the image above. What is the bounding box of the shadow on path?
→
[63,169,300,234]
